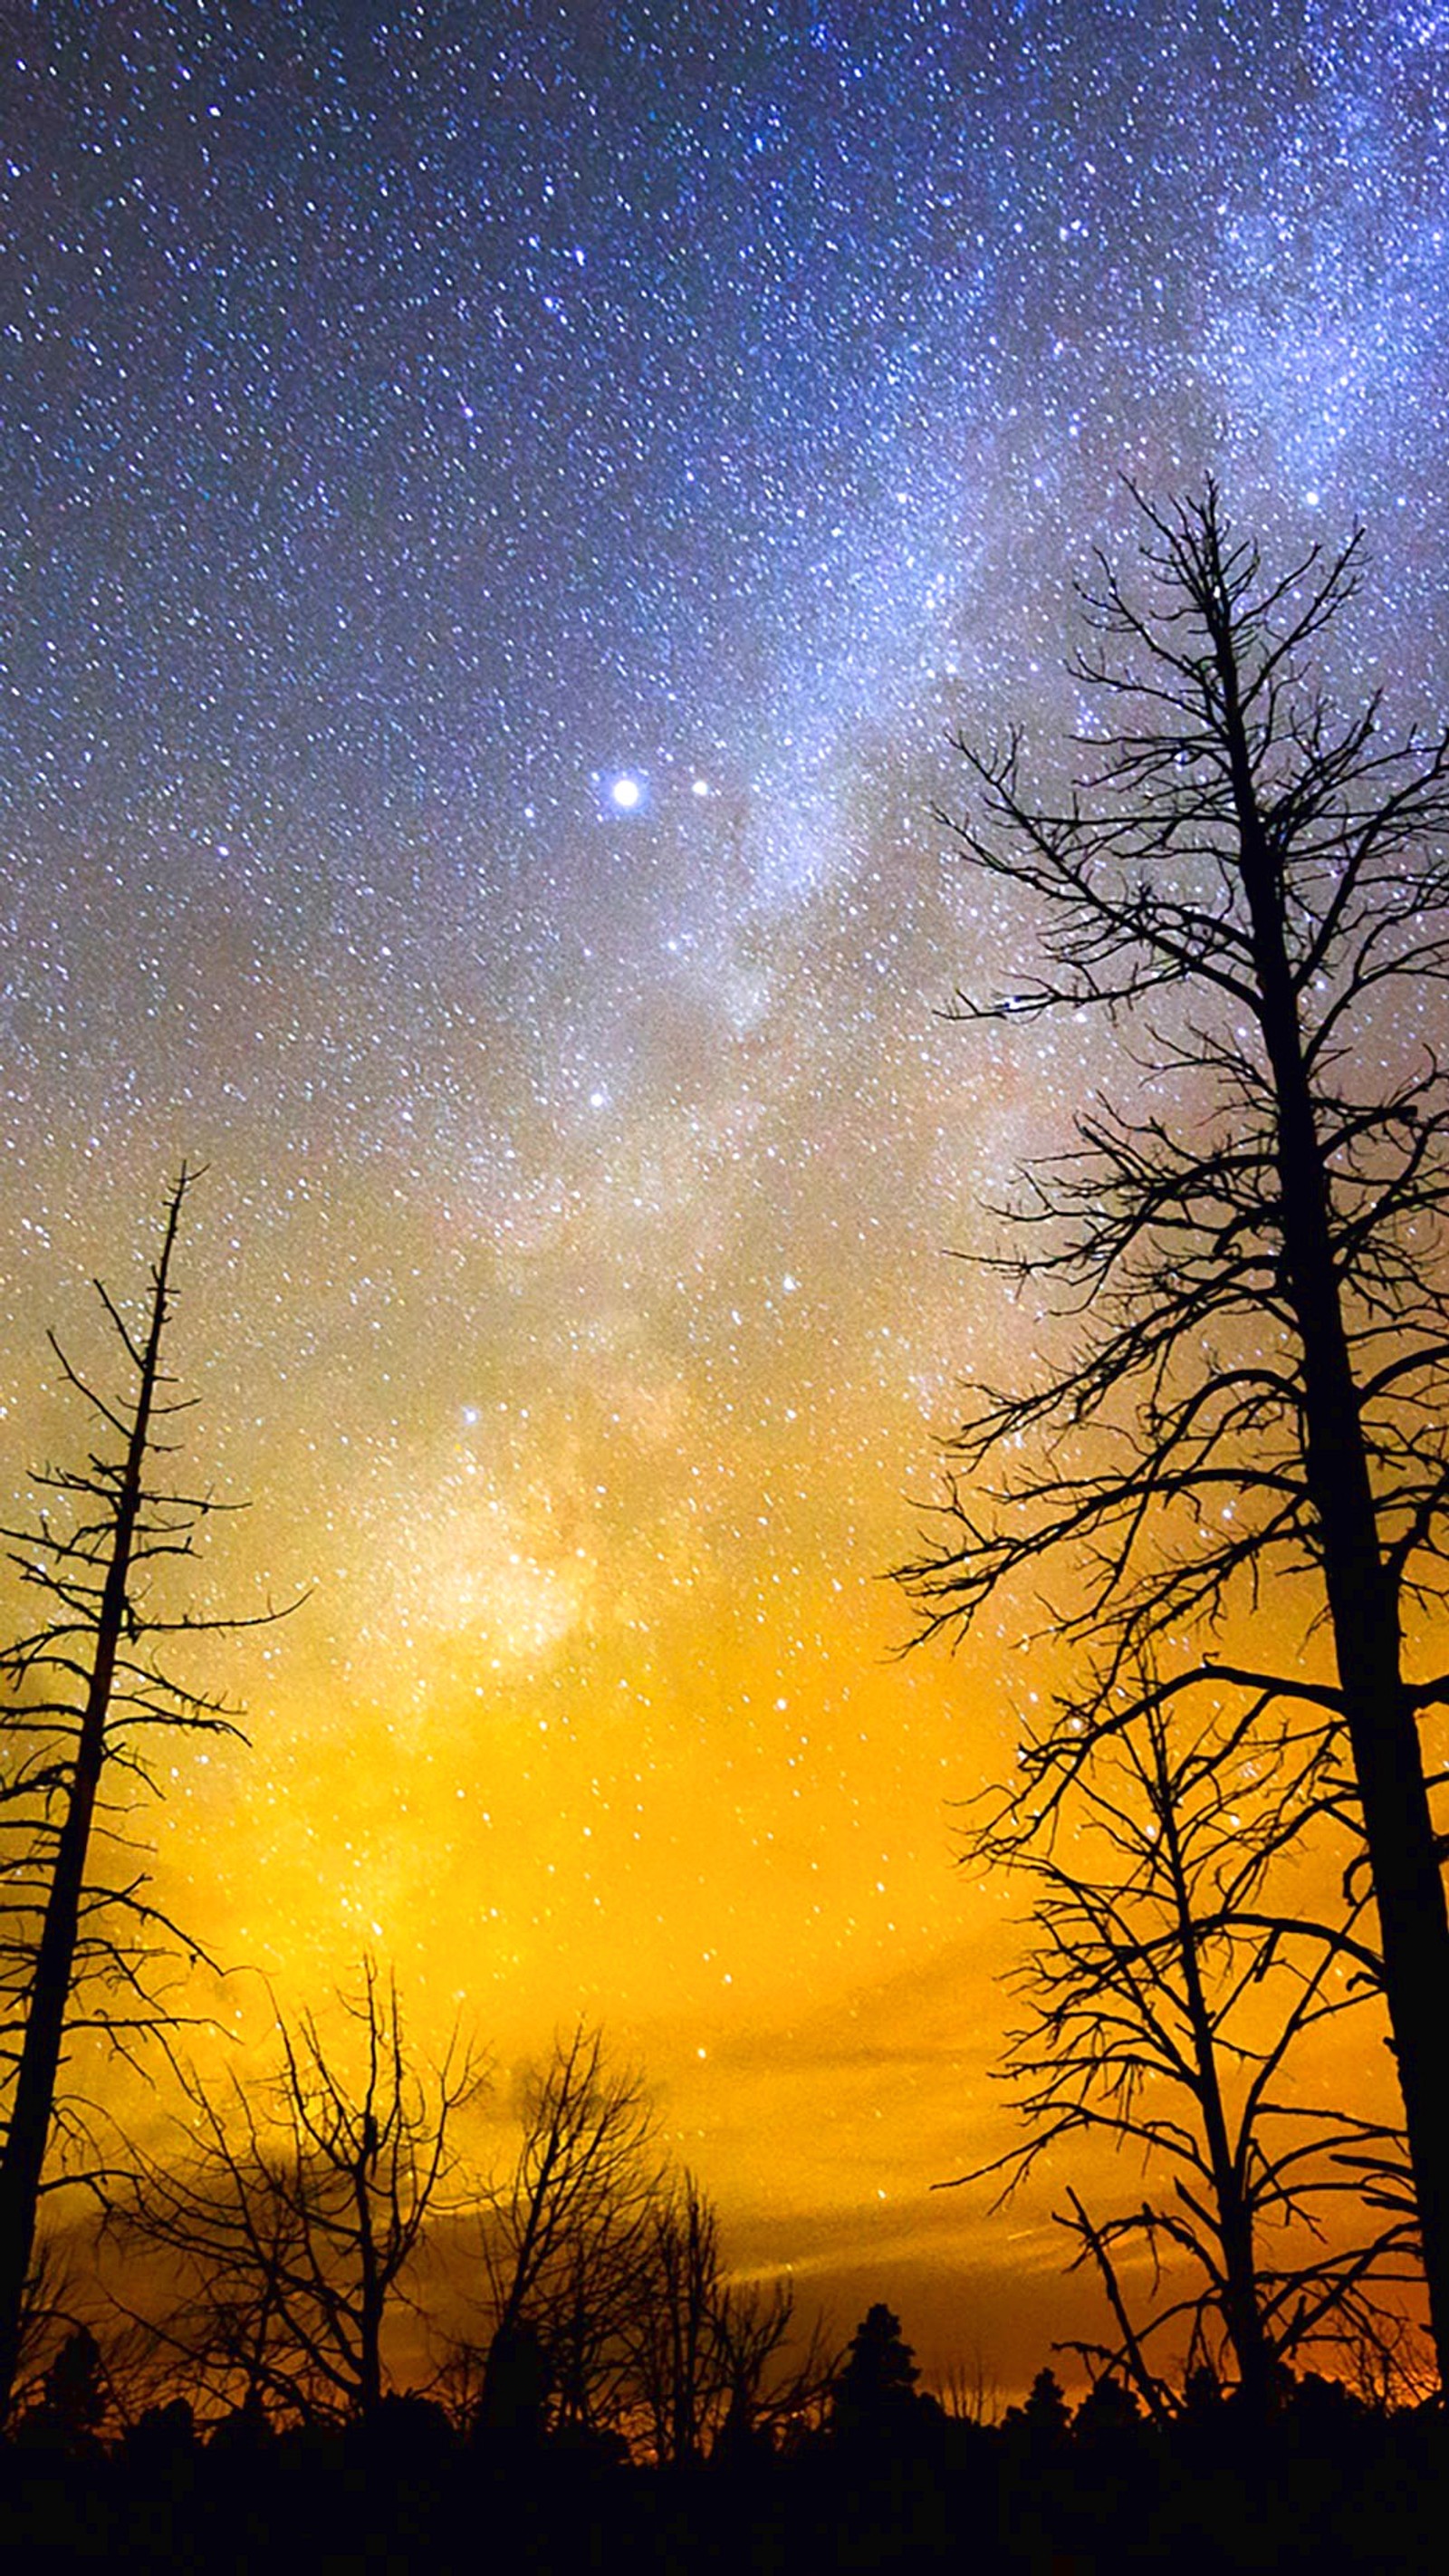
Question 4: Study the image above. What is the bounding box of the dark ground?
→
[2,2378,1446,2574]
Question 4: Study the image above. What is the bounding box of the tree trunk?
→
[354,2115,383,2425]
[1213,609,1449,2387]
[1151,1708,1275,2417]
[0,1184,183,2423]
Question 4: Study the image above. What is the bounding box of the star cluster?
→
[3,0,1448,2375]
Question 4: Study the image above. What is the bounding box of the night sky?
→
[4,0,1449,2379]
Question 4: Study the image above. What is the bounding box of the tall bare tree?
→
[961,1669,1413,2414]
[0,1168,264,2423]
[901,486,1449,2378]
[110,1963,481,2426]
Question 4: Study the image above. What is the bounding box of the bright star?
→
[609,774,643,810]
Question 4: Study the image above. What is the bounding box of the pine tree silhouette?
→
[830,2304,923,2443]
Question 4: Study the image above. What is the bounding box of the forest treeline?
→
[4,486,1449,2563]
[5,2308,1449,2575]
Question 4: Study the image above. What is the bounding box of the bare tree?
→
[713,2275,833,2463]
[900,486,1449,2379]
[631,2168,721,2465]
[961,1670,1413,2414]
[0,1168,271,2424]
[110,1962,481,2427]
[472,2023,657,2444]
[631,2172,822,2464]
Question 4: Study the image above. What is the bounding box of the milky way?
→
[3,0,1448,2375]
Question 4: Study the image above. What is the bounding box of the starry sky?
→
[4,0,1449,2385]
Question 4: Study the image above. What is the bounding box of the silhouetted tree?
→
[633,2167,721,2465]
[45,2322,106,2439]
[1072,2371,1142,2442]
[111,1962,480,2427]
[631,2168,814,2464]
[960,1670,1411,2415]
[1016,2364,1070,2446]
[470,2313,552,2447]
[902,486,1449,2379]
[461,2033,822,2460]
[472,2023,657,2444]
[830,2302,927,2446]
[0,1169,265,2424]
[119,2393,197,2475]
[708,2257,825,2460]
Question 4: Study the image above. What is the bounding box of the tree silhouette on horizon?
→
[0,1169,267,2424]
[904,485,1449,2385]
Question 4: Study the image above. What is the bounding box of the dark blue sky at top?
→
[2,0,1448,1198]
[8,2,1445,846]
